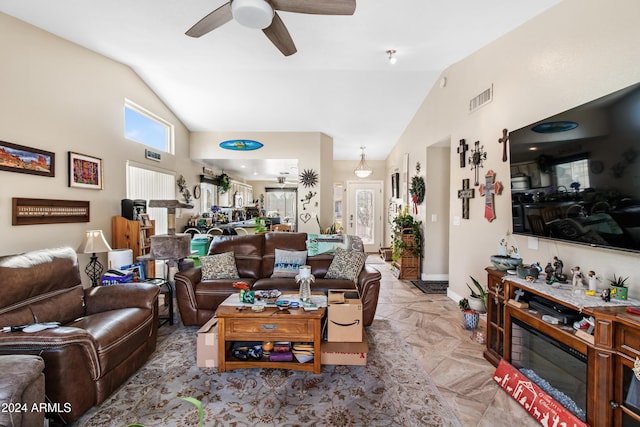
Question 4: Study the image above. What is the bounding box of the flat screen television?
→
[509,82,640,253]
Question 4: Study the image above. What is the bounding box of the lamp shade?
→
[354,147,372,178]
[77,230,112,254]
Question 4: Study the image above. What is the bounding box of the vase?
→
[298,278,312,303]
[610,286,628,300]
[468,296,486,313]
[462,310,480,330]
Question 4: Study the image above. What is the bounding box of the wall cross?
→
[457,178,475,219]
[479,170,503,222]
[457,139,468,168]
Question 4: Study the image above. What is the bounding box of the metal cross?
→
[468,141,487,186]
[457,179,475,220]
[479,170,503,222]
[457,139,468,168]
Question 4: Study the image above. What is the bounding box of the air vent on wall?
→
[469,85,493,113]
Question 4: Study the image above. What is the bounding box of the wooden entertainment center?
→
[485,267,640,426]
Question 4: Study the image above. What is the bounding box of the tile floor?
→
[368,256,539,427]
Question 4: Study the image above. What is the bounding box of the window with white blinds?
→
[126,162,176,235]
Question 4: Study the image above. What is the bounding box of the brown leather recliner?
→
[175,232,381,327]
[0,247,159,424]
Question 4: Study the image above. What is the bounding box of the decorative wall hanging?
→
[12,197,89,225]
[299,212,312,223]
[498,128,509,162]
[193,184,201,199]
[409,162,425,214]
[0,141,55,177]
[457,179,475,220]
[479,170,503,222]
[531,121,578,133]
[69,152,103,189]
[391,172,400,199]
[219,139,264,151]
[216,172,230,193]
[300,191,317,210]
[299,169,318,188]
[468,141,487,186]
[457,139,468,168]
[176,175,192,203]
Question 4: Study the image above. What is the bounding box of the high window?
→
[124,100,174,154]
[126,162,176,234]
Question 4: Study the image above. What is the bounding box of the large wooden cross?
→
[479,170,503,222]
[457,178,475,219]
[457,139,468,168]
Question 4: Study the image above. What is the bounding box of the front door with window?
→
[345,181,383,253]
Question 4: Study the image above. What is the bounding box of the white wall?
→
[0,13,202,285]
[387,0,640,299]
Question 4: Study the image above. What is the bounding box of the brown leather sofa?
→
[175,232,381,327]
[0,247,160,424]
[0,355,45,427]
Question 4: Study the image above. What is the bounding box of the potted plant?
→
[390,206,423,262]
[459,298,479,330]
[608,274,629,300]
[466,276,487,313]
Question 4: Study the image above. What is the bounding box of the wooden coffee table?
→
[215,304,326,374]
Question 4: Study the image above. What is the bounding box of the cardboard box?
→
[327,290,363,342]
[196,317,219,368]
[321,333,368,365]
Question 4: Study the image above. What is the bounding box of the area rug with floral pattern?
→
[72,320,460,426]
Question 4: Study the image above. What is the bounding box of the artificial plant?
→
[391,206,423,260]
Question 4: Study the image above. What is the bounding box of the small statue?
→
[588,270,599,292]
[553,256,567,282]
[571,266,584,288]
[601,288,611,302]
[544,262,554,283]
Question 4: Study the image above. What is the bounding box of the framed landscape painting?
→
[0,141,55,177]
[69,151,103,189]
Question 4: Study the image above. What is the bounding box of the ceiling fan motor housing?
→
[231,0,274,29]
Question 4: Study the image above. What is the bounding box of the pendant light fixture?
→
[354,146,372,178]
[386,49,397,65]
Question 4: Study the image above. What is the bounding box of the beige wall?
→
[387,0,640,299]
[0,14,202,285]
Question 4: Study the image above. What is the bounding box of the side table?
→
[144,278,174,326]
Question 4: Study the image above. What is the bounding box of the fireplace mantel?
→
[484,267,640,426]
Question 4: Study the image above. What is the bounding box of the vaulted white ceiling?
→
[0,0,561,173]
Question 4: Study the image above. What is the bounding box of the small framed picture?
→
[139,213,151,227]
[69,151,103,189]
[0,140,55,177]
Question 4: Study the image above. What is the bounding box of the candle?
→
[299,265,311,278]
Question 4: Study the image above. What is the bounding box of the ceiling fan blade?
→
[263,12,297,56]
[270,0,356,15]
[186,2,233,37]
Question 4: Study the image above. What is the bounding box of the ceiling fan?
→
[185,0,356,56]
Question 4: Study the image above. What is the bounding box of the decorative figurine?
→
[601,288,611,302]
[553,256,567,282]
[588,270,599,292]
[571,266,585,288]
[544,262,554,282]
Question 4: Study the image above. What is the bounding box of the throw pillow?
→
[200,252,239,280]
[271,249,307,278]
[325,247,367,283]
[307,234,347,256]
